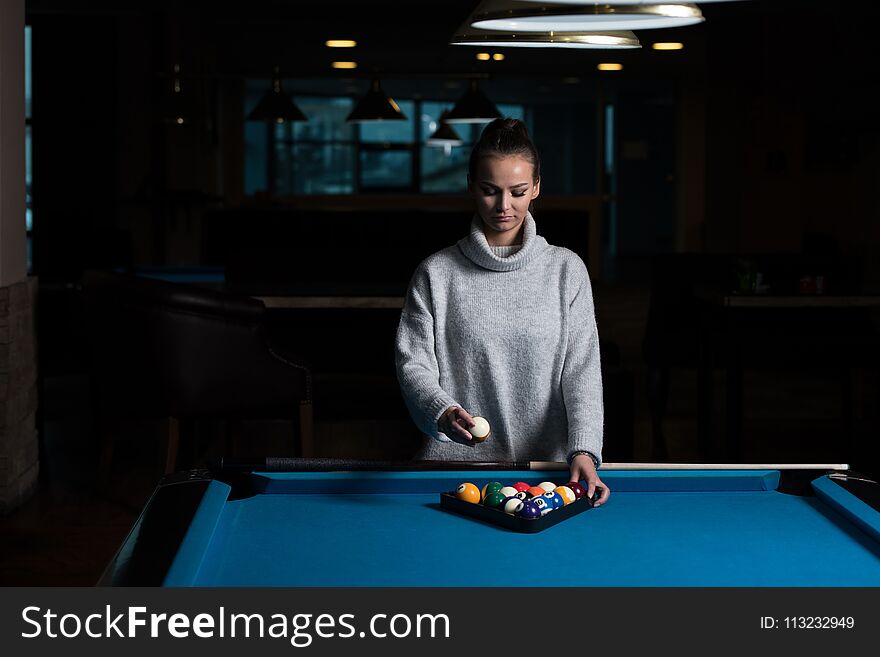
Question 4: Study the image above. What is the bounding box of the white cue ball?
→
[469,416,491,442]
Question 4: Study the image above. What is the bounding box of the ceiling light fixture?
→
[325,40,357,48]
[346,79,407,122]
[515,0,737,4]
[598,63,624,71]
[331,61,358,69]
[451,22,640,49]
[652,42,684,50]
[426,110,464,149]
[444,79,502,124]
[246,66,308,123]
[469,1,705,32]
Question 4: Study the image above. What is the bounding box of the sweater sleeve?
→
[561,259,604,465]
[395,264,459,441]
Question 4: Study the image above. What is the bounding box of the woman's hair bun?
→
[469,117,541,183]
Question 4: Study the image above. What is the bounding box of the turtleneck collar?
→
[457,212,548,272]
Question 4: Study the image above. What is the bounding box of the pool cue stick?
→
[215,457,850,473]
[506,462,848,471]
[595,462,849,471]
[216,457,537,472]
[216,458,851,473]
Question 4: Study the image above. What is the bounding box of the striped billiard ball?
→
[531,496,554,516]
[542,491,565,509]
[554,486,576,505]
[502,496,523,515]
[481,481,504,500]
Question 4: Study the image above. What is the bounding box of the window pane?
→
[420,146,469,193]
[243,80,270,194]
[25,27,33,263]
[244,121,268,195]
[25,27,32,119]
[285,144,355,194]
[359,100,415,144]
[359,150,412,189]
[498,103,524,121]
[420,101,470,193]
[243,79,264,116]
[244,87,356,194]
[293,97,355,141]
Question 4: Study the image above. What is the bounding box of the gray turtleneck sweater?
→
[394,213,603,464]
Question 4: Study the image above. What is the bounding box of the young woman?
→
[395,118,609,505]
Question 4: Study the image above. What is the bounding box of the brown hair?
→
[468,118,541,184]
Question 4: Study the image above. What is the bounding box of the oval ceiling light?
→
[470,1,705,32]
[515,0,739,4]
[451,23,641,49]
[331,61,358,69]
[325,39,357,48]
[652,42,684,50]
[598,62,624,71]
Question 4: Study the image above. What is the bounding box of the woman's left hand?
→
[569,454,611,507]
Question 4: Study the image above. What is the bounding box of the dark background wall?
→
[23,0,880,474]
[26,1,880,284]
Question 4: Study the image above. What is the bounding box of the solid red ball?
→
[567,482,588,500]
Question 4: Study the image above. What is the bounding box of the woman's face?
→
[469,155,540,245]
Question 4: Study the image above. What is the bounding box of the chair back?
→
[81,269,310,420]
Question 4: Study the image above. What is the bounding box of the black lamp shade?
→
[445,80,502,124]
[247,80,307,123]
[346,79,407,122]
[427,111,463,146]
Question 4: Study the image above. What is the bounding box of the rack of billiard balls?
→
[440,479,601,532]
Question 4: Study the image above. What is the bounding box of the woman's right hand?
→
[438,406,477,445]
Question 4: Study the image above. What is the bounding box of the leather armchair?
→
[80,269,313,480]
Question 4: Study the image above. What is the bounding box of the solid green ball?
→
[483,491,507,508]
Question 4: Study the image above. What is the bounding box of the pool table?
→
[100,462,880,586]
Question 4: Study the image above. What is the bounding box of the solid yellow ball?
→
[455,482,481,504]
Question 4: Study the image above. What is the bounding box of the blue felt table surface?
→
[165,470,880,587]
